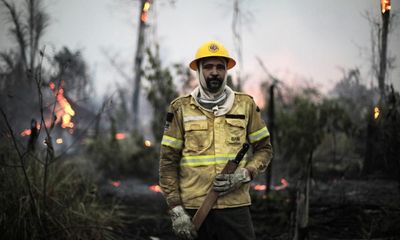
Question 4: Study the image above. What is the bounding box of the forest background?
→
[0,0,399,239]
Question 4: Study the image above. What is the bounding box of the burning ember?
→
[253,184,266,191]
[56,138,63,144]
[141,0,152,22]
[148,184,162,193]
[115,133,126,140]
[49,81,75,129]
[111,181,121,188]
[374,106,380,120]
[20,122,41,137]
[252,178,289,191]
[273,178,289,191]
[20,129,32,137]
[381,0,391,14]
[144,140,152,147]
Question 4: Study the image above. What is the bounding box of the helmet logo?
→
[208,44,219,53]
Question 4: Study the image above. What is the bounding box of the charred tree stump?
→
[27,118,38,153]
[292,151,312,240]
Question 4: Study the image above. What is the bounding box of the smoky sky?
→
[0,0,399,104]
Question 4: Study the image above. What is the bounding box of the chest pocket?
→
[225,118,247,145]
[184,120,211,153]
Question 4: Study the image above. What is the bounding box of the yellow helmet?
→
[189,40,236,71]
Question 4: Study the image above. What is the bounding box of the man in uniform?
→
[159,40,273,240]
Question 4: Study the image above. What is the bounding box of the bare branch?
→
[0,162,23,168]
[25,0,49,71]
[256,56,280,84]
[1,0,28,70]
[0,107,45,234]
[0,51,16,71]
[101,47,132,83]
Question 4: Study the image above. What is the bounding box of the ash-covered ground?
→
[100,178,400,240]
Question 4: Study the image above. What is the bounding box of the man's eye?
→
[203,64,226,70]
[203,64,213,70]
[216,65,225,70]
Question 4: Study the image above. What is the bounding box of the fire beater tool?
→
[192,143,250,230]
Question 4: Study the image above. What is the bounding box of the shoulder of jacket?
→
[170,94,192,108]
[234,91,254,102]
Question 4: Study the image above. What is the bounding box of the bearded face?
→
[200,58,227,93]
[206,75,224,93]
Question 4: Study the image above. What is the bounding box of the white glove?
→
[169,205,197,240]
[213,168,251,196]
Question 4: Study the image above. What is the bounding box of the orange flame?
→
[115,133,126,140]
[148,184,162,193]
[20,129,32,137]
[49,81,75,129]
[140,1,151,22]
[254,184,266,191]
[144,140,152,147]
[374,106,380,120]
[111,181,121,188]
[274,178,289,191]
[20,123,41,137]
[381,0,391,14]
[252,178,289,191]
[141,12,148,22]
[49,82,56,90]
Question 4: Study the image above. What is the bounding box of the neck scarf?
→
[191,59,235,116]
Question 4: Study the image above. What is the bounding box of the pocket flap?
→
[225,118,246,128]
[184,121,208,131]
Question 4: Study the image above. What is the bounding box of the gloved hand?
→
[213,167,251,196]
[169,205,198,240]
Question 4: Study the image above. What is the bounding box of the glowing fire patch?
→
[144,140,152,147]
[56,138,63,144]
[274,178,289,191]
[143,2,151,11]
[148,184,162,193]
[49,81,75,129]
[141,1,151,22]
[254,184,266,191]
[252,178,289,191]
[111,181,121,188]
[20,123,41,137]
[381,0,391,14]
[49,82,56,90]
[20,129,32,137]
[374,107,380,120]
[115,133,126,140]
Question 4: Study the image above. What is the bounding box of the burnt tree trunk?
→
[266,83,275,195]
[378,8,390,99]
[132,0,148,130]
[293,151,312,240]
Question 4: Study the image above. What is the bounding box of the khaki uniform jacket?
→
[159,92,273,209]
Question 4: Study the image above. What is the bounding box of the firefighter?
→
[159,40,273,240]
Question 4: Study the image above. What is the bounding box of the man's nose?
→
[211,67,218,75]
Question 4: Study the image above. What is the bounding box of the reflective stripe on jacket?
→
[159,92,273,209]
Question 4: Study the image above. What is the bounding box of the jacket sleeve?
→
[159,101,184,208]
[245,98,273,179]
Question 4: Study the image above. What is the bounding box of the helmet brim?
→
[189,57,236,71]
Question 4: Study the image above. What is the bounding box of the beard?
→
[206,76,223,93]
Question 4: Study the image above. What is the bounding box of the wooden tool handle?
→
[192,143,250,230]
